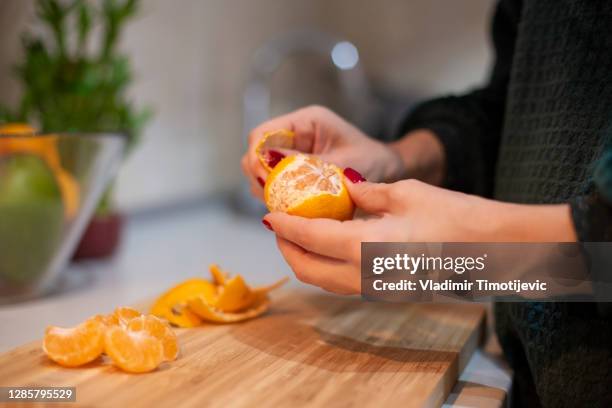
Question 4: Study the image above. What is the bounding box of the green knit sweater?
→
[397,0,612,406]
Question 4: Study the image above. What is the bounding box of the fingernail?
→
[343,167,366,183]
[262,219,273,231]
[257,177,265,187]
[267,150,285,168]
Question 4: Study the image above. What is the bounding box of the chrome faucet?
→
[242,29,374,140]
[235,29,376,215]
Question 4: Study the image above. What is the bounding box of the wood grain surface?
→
[0,290,485,408]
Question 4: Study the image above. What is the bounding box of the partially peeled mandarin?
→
[264,154,354,221]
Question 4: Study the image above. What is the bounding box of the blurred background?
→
[0,0,495,347]
[1,0,493,212]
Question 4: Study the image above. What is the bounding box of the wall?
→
[0,0,494,211]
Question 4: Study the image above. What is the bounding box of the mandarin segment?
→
[42,317,105,367]
[127,315,179,361]
[113,306,142,327]
[104,326,164,373]
[93,313,119,327]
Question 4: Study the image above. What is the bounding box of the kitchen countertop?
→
[0,200,511,407]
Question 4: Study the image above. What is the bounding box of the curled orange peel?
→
[255,129,295,172]
[150,265,288,327]
[150,278,217,328]
[188,295,270,323]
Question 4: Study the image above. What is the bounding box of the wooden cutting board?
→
[0,290,485,408]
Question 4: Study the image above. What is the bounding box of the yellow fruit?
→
[127,315,178,361]
[264,154,354,220]
[42,317,105,367]
[104,326,164,373]
[0,123,37,136]
[255,129,295,172]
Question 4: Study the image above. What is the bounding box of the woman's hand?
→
[263,175,577,295]
[241,105,405,200]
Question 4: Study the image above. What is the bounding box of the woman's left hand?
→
[263,174,577,295]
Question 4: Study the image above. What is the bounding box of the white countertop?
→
[0,202,511,407]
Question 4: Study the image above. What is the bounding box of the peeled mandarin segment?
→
[113,306,142,327]
[104,326,164,373]
[214,275,255,313]
[93,313,119,327]
[151,278,217,328]
[255,129,295,172]
[42,317,105,367]
[264,154,354,221]
[209,264,228,286]
[127,315,178,361]
[188,295,270,324]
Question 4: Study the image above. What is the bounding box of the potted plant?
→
[0,0,151,259]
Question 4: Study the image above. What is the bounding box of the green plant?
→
[0,0,152,214]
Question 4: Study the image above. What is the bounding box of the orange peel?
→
[151,278,217,328]
[255,129,295,172]
[188,270,288,323]
[150,265,288,326]
[214,275,255,313]
[188,295,270,323]
[209,263,229,286]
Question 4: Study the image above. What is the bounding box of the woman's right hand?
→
[241,105,405,200]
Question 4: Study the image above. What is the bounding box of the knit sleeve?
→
[570,147,612,241]
[570,144,612,314]
[395,0,522,196]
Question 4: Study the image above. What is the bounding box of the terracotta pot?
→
[72,212,123,260]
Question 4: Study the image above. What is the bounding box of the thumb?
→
[343,168,391,214]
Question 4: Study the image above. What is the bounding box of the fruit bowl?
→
[0,132,125,302]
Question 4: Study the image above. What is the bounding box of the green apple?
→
[0,155,64,289]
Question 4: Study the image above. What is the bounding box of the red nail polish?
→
[343,167,366,183]
[267,150,286,168]
[257,177,265,187]
[262,219,273,231]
